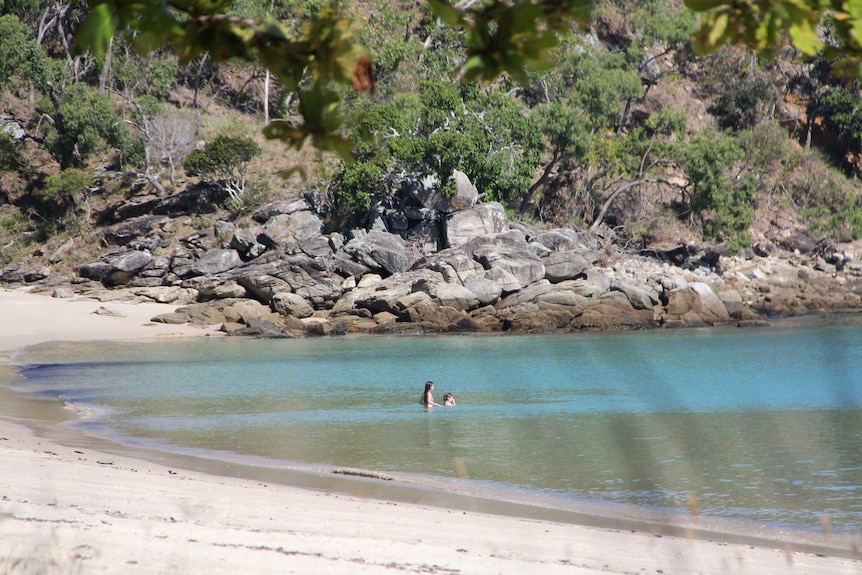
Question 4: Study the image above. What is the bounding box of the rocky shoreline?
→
[4,172,862,337]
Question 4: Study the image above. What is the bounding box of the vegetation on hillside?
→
[2,0,862,272]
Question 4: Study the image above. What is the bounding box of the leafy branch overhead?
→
[72,0,596,157]
[74,0,374,156]
[685,0,862,77]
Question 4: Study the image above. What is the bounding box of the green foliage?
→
[27,168,95,231]
[42,84,137,169]
[39,169,93,205]
[625,0,695,48]
[337,80,542,211]
[184,135,261,179]
[335,160,385,212]
[0,13,56,93]
[681,133,753,248]
[685,0,862,79]
[538,45,642,133]
[802,196,862,241]
[0,132,23,172]
[0,15,31,90]
[184,135,261,206]
[737,120,793,171]
[708,76,775,132]
[819,88,862,156]
[428,0,593,85]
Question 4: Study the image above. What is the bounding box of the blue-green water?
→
[11,318,862,534]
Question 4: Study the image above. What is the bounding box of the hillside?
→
[3,0,862,334]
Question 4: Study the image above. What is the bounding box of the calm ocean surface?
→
[11,317,862,534]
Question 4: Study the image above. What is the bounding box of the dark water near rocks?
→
[11,317,862,534]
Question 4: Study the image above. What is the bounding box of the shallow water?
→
[11,316,862,534]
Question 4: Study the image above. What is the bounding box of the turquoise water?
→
[12,318,862,534]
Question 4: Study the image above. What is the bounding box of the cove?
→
[11,315,862,535]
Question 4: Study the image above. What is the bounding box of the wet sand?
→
[1,288,861,574]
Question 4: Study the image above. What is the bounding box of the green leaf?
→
[427,0,463,27]
[683,0,727,11]
[707,11,729,47]
[72,3,115,56]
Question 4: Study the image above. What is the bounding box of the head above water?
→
[424,381,434,392]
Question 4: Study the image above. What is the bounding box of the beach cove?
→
[1,288,862,574]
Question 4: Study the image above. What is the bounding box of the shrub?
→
[183,135,261,205]
[43,84,136,168]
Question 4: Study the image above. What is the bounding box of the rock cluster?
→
[4,172,862,337]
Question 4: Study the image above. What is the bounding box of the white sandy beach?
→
[1,288,861,574]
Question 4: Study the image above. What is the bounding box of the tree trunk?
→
[518,151,561,218]
[264,69,270,125]
[99,36,114,94]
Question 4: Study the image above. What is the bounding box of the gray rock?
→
[444,202,509,248]
[151,312,189,324]
[533,229,584,252]
[414,247,481,283]
[252,196,311,223]
[77,261,113,281]
[434,170,479,214]
[49,238,75,264]
[463,275,503,306]
[483,267,523,294]
[93,306,127,318]
[664,282,730,325]
[543,251,592,283]
[102,215,165,246]
[610,280,658,310]
[271,292,315,318]
[412,277,480,312]
[259,211,323,249]
[190,249,242,276]
[230,227,266,259]
[569,268,611,298]
[342,231,410,275]
[469,239,545,290]
[236,274,291,303]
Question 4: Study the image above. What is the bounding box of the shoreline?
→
[2,289,862,573]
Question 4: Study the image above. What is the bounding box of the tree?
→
[680,132,754,249]
[70,0,594,157]
[41,83,138,169]
[337,80,542,213]
[184,135,262,206]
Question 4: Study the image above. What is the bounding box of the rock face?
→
[6,169,862,338]
[445,202,509,248]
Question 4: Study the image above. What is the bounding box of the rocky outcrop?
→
[6,171,862,339]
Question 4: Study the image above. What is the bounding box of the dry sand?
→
[1,288,861,574]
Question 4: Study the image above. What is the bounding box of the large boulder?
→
[543,251,593,283]
[101,215,166,246]
[230,227,267,260]
[411,277,481,312]
[259,211,323,249]
[104,250,154,286]
[341,231,410,275]
[252,196,311,223]
[434,170,479,214]
[413,247,482,283]
[444,202,509,248]
[664,282,730,325]
[271,292,315,318]
[467,238,545,291]
[610,280,658,311]
[532,229,585,252]
[235,274,291,303]
[463,275,503,306]
[190,249,242,276]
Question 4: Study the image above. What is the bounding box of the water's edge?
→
[1,363,858,560]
